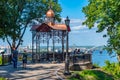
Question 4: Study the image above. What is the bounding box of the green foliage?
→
[0,55,9,65]
[93,63,100,68]
[0,0,61,48]
[69,70,114,80]
[0,55,2,65]
[0,77,6,80]
[82,0,120,61]
[102,60,120,79]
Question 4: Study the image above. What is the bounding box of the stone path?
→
[0,62,67,80]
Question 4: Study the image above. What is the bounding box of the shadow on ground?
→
[0,62,64,80]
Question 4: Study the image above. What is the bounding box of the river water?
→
[92,50,118,66]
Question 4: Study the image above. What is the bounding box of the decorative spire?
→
[46,1,55,18]
[46,9,55,18]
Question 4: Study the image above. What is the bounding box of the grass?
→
[68,61,120,80]
[68,70,114,80]
[0,77,6,80]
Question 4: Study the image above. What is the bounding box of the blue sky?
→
[59,0,88,19]
[59,0,108,46]
[0,0,108,47]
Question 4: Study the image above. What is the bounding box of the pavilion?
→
[30,8,71,63]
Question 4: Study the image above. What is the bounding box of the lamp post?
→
[64,16,71,75]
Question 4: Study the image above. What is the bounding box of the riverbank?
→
[68,61,120,80]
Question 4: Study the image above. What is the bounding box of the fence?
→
[0,54,10,65]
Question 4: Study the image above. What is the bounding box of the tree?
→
[0,1,8,39]
[0,0,61,49]
[82,0,120,62]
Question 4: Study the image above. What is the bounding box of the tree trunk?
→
[12,42,16,48]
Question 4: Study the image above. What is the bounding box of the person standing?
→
[73,49,77,64]
[22,50,27,69]
[77,49,81,54]
[12,47,18,68]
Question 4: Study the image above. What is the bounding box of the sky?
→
[58,0,108,46]
[0,0,108,47]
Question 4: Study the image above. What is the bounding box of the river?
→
[92,50,118,66]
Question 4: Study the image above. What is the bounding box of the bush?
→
[0,55,10,65]
[0,77,6,80]
[93,63,100,68]
[0,55,2,65]
[102,60,120,79]
[69,73,83,80]
[68,70,114,80]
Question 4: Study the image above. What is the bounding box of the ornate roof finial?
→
[46,9,55,18]
[46,1,54,18]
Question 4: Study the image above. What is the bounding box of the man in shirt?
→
[12,47,18,68]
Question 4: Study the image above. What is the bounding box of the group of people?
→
[73,48,92,55]
[73,48,81,54]
[72,48,87,64]
[11,47,27,69]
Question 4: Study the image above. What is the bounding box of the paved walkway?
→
[0,62,67,80]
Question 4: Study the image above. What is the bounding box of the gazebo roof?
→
[30,25,39,31]
[30,23,71,32]
[36,23,52,32]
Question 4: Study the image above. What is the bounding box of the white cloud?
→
[61,18,98,33]
[70,29,90,34]
[62,18,87,31]
[71,25,87,31]
[61,18,84,24]
[70,19,84,24]
[70,31,80,34]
